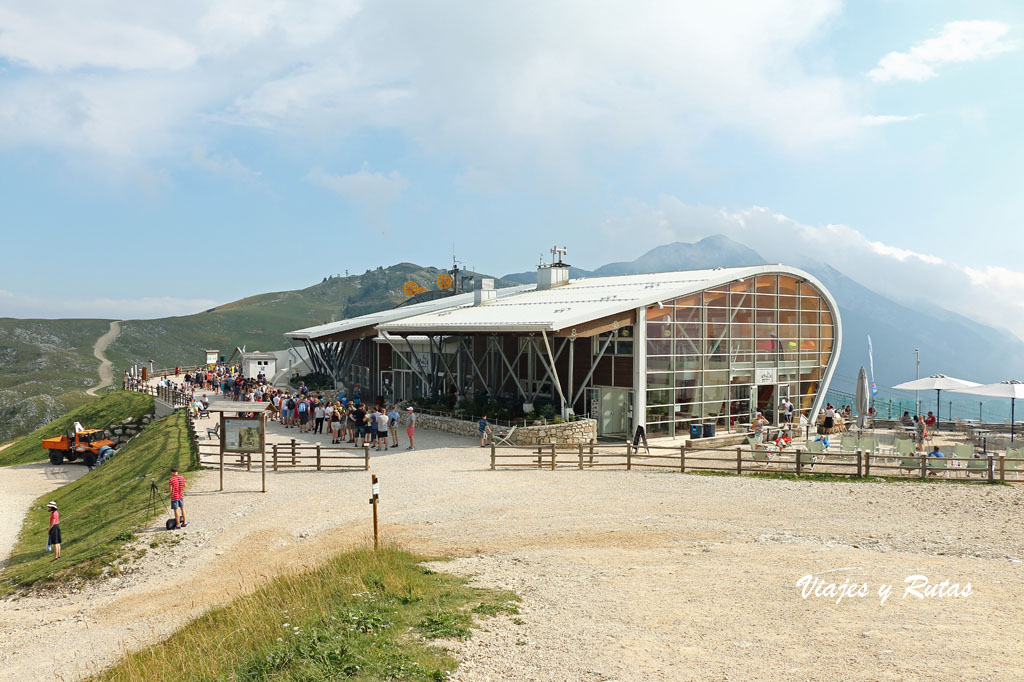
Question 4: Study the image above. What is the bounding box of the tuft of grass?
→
[92,547,517,682]
[417,609,472,640]
[1,410,196,594]
[0,391,154,467]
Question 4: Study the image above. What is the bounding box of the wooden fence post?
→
[316,444,321,471]
[998,454,1005,482]
[578,443,584,470]
[273,443,278,472]
[795,448,802,475]
[219,450,224,491]
[856,450,862,478]
[291,439,297,466]
[680,442,686,473]
[626,441,632,470]
[261,447,266,493]
[536,446,543,469]
[364,444,370,470]
[919,453,926,479]
[589,438,595,466]
[491,442,496,470]
[864,449,871,477]
[735,446,742,474]
[550,443,556,470]
[987,455,994,483]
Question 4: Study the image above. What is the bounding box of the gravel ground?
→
[1,416,1021,681]
[0,461,88,569]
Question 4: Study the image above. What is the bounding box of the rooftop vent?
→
[474,277,496,305]
[537,245,570,290]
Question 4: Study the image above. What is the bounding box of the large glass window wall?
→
[645,274,836,438]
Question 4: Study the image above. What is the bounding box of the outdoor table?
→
[972,429,993,455]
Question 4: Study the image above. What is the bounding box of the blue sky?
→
[1,1,1022,336]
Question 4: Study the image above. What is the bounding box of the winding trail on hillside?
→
[86,321,121,397]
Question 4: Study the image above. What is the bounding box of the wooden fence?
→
[488,440,1023,483]
[125,381,191,408]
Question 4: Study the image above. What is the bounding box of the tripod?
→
[146,478,167,523]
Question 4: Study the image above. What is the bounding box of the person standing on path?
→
[169,467,188,529]
[313,402,325,435]
[479,415,493,447]
[46,501,61,561]
[375,408,389,451]
[406,406,416,450]
[387,405,400,447]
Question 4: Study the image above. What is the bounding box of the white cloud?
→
[308,166,407,205]
[868,21,1016,83]
[598,198,1024,339]
[0,0,888,172]
[0,7,197,72]
[0,291,219,319]
[191,147,263,184]
[860,114,924,126]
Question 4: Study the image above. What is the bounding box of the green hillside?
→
[105,263,517,369]
[0,391,154,467]
[0,318,112,444]
[1,409,194,594]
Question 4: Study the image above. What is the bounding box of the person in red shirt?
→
[925,411,937,429]
[168,467,188,529]
[47,501,61,560]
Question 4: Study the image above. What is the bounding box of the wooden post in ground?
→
[219,450,224,491]
[864,449,871,477]
[987,455,994,483]
[550,443,556,470]
[680,442,686,473]
[578,443,584,469]
[856,450,862,478]
[536,446,542,469]
[370,474,379,550]
[589,438,595,466]
[920,453,927,479]
[261,446,266,493]
[735,446,742,474]
[291,438,297,466]
[491,442,497,470]
[795,448,802,475]
[999,454,1005,482]
[626,441,632,470]
[316,444,322,471]
[273,443,279,472]
[364,444,370,470]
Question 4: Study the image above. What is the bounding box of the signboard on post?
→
[754,368,778,385]
[221,416,265,453]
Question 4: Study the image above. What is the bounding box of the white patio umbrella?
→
[855,366,869,429]
[949,379,1024,442]
[891,374,981,426]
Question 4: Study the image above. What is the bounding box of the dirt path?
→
[1,422,1021,681]
[86,321,120,397]
[0,462,89,569]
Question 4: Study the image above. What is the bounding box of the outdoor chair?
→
[747,436,775,468]
[898,456,921,476]
[206,423,220,440]
[951,443,974,478]
[804,439,825,470]
[926,457,948,478]
[1005,447,1024,480]
[840,434,858,453]
[964,455,988,478]
[492,425,517,447]
[198,407,210,419]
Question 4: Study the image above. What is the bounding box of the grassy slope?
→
[1,409,195,594]
[0,318,113,443]
[95,547,519,682]
[0,391,154,467]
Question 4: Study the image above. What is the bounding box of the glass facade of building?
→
[644,273,836,438]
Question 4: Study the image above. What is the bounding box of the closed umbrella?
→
[949,380,1024,442]
[855,366,869,429]
[891,374,981,427]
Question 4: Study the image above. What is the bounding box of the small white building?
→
[241,351,277,379]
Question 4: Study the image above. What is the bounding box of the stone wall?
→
[107,411,157,446]
[407,413,597,445]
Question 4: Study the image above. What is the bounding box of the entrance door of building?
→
[597,387,629,437]
[755,384,777,425]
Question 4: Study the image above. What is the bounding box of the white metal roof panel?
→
[377,265,827,334]
[285,284,535,340]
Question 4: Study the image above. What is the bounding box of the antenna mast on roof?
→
[550,245,567,265]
